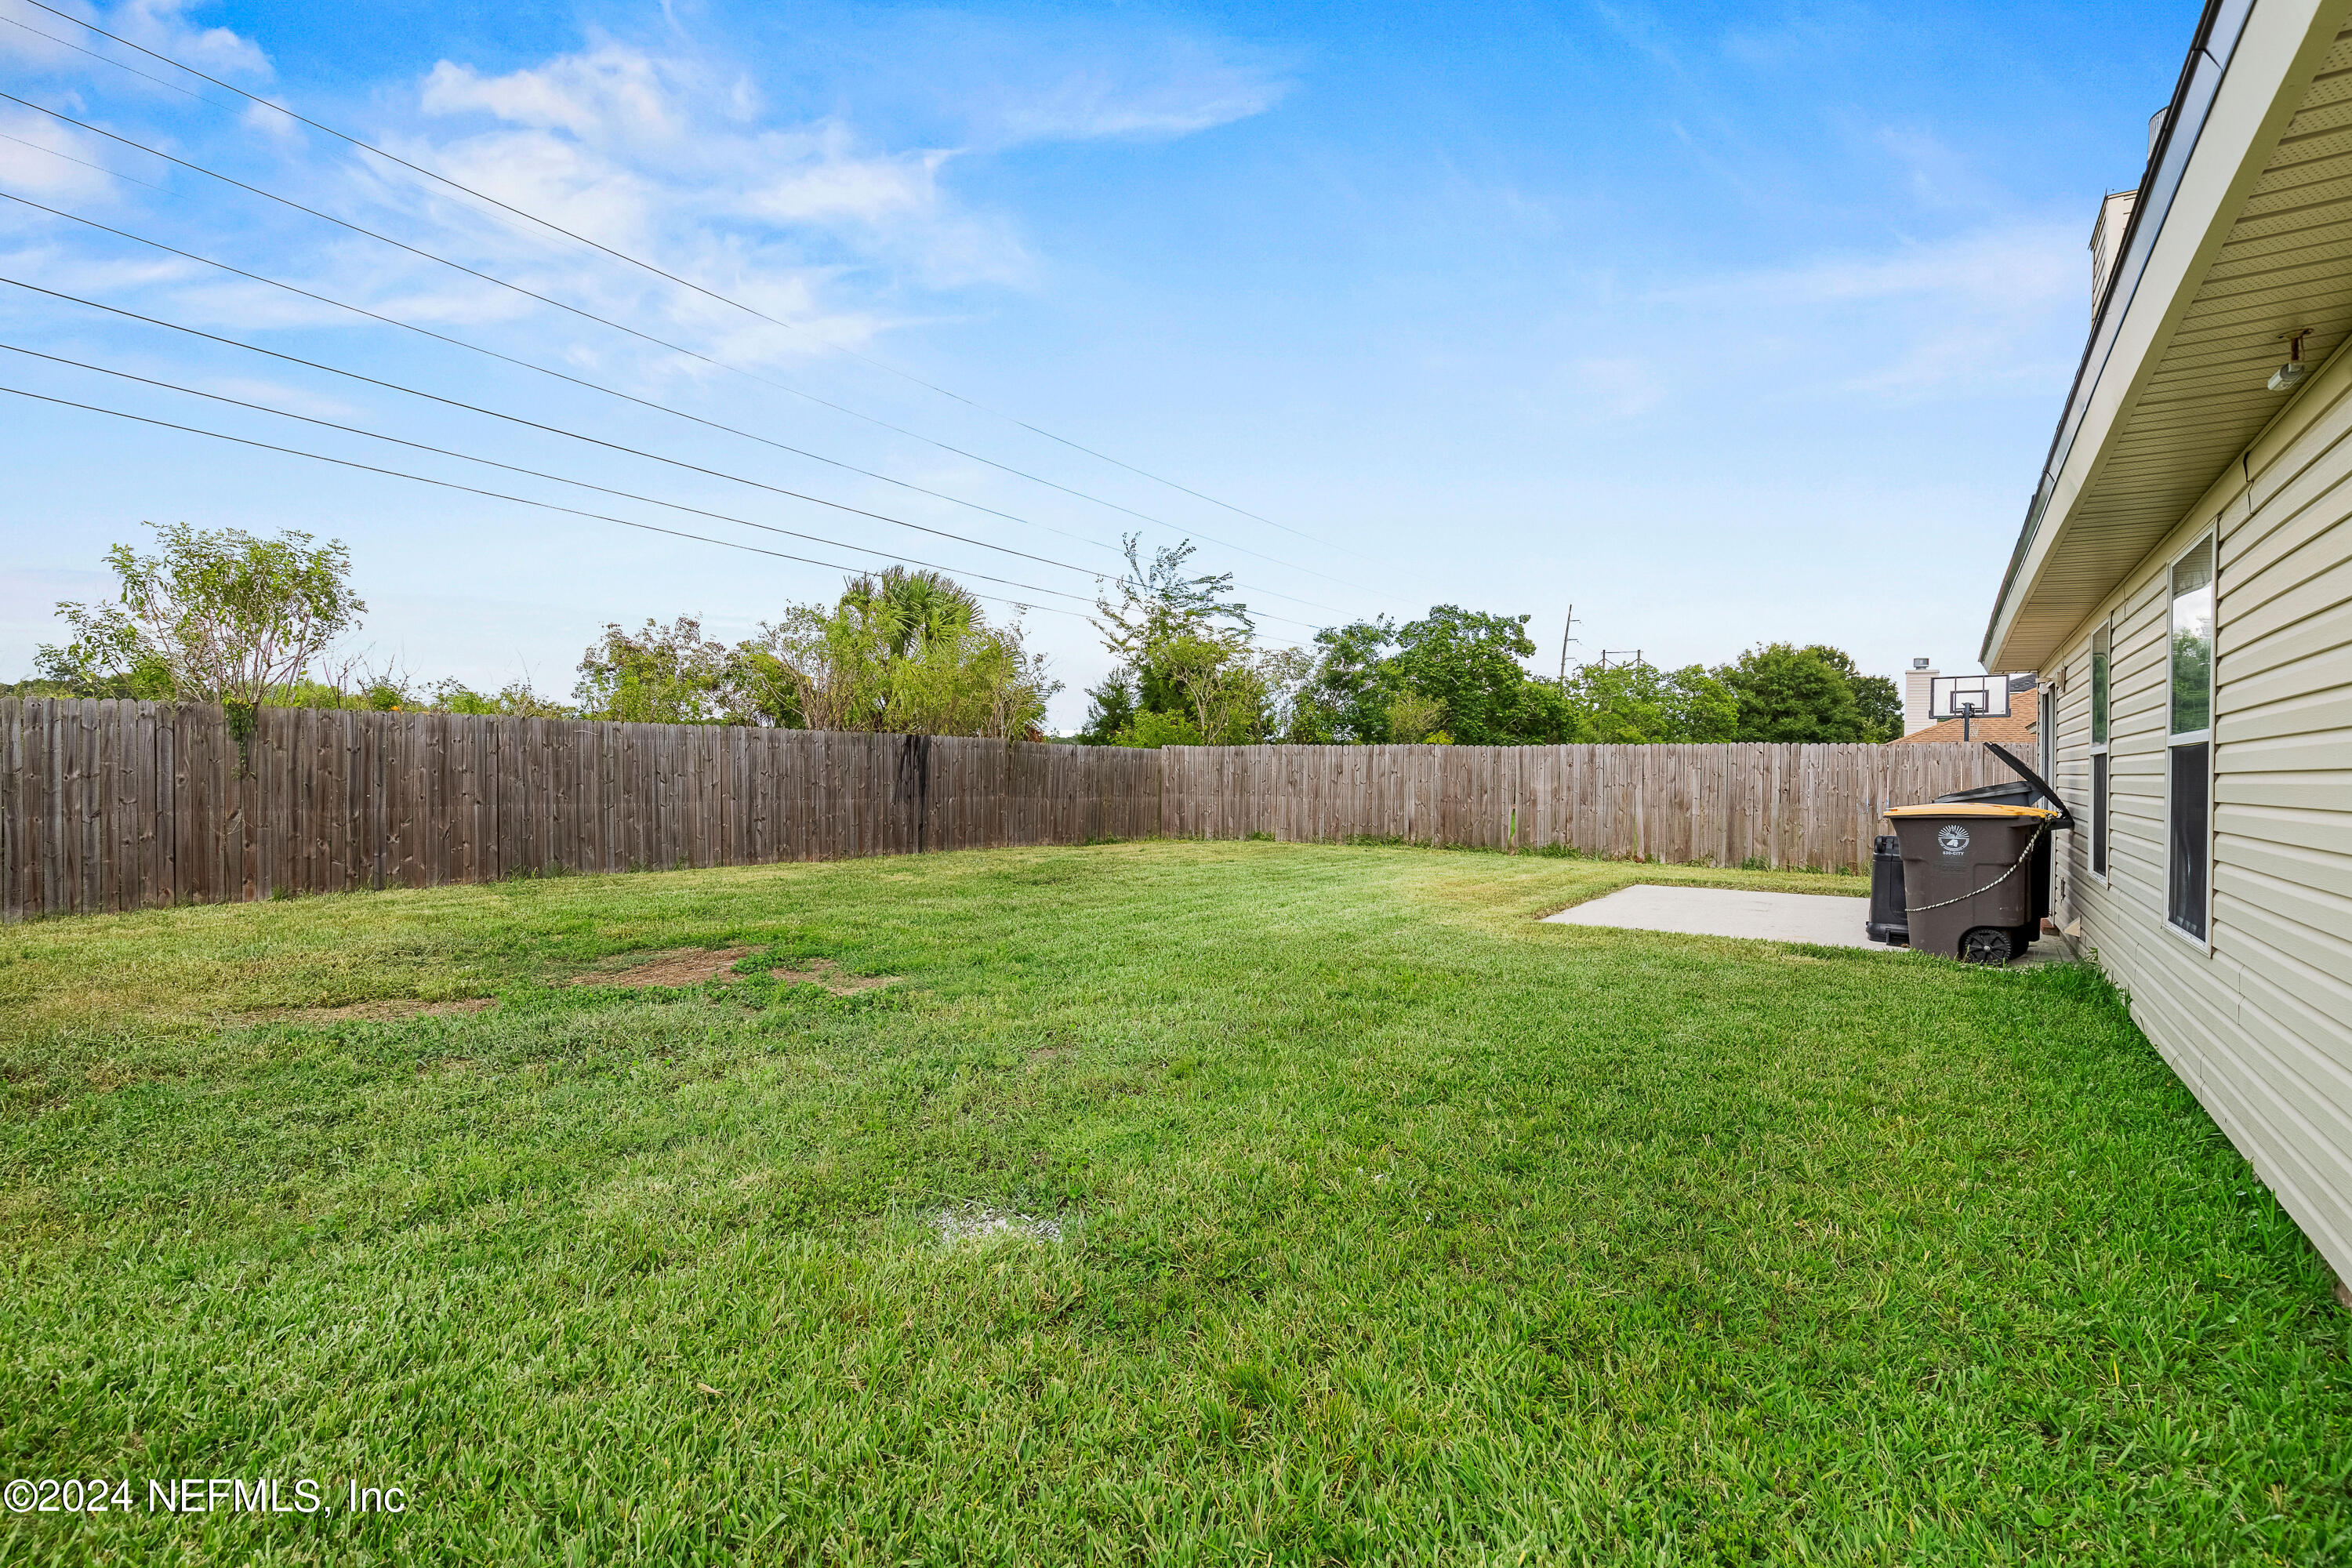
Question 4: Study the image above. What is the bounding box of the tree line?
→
[20,524,1055,739]
[13,524,1901,746]
[1074,538,1900,745]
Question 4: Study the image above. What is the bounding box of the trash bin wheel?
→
[1960,927,2013,966]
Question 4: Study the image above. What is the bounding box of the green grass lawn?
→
[2,840,2345,1565]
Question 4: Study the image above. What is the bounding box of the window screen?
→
[2168,742,2209,938]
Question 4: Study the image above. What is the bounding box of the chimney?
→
[1904,659,1938,736]
[2089,110,2168,314]
[2091,189,2137,310]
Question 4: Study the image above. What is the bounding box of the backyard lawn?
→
[2,839,2346,1564]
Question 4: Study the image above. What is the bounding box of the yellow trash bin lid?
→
[1882,804,2058,819]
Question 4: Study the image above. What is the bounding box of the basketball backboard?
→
[1928,674,2012,721]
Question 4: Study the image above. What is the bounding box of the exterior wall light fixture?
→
[2270,328,2313,392]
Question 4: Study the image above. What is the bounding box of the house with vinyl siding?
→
[1982,0,2352,1296]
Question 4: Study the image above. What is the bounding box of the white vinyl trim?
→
[2163,526,2219,949]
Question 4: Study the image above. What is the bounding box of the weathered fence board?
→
[0,699,1166,916]
[0,699,1999,917]
[1159,741,2004,869]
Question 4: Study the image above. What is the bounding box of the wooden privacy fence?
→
[1161,742,2007,871]
[2,699,2005,919]
[0,699,1160,920]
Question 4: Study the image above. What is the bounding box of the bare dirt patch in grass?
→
[769,956,898,996]
[930,1205,1067,1246]
[573,947,753,989]
[274,997,496,1023]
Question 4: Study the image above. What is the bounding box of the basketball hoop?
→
[1929,674,2012,741]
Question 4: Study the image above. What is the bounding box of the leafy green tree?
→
[1564,661,1737,743]
[1846,672,1902,742]
[1297,607,1585,745]
[1297,618,1399,742]
[1251,645,1321,743]
[574,615,739,724]
[1076,669,1139,744]
[1715,643,1894,742]
[1115,710,1204,748]
[747,568,1055,738]
[430,680,575,719]
[1385,686,1449,744]
[39,523,364,707]
[1087,536,1265,746]
[1788,644,1901,742]
[1386,606,1584,745]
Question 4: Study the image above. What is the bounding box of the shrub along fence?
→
[1,699,1999,918]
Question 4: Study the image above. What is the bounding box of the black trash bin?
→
[1866,834,1907,946]
[1882,804,2060,964]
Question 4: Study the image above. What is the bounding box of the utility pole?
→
[1557,604,1581,688]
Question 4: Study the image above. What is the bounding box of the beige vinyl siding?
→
[2047,344,2352,1282]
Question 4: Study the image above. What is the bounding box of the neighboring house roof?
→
[1895,710,2038,746]
[1982,1,2352,670]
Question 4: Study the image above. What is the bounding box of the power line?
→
[0,191,1350,620]
[1,275,1324,633]
[0,93,1359,593]
[0,378,1309,650]
[0,339,1109,609]
[0,129,162,191]
[4,198,1116,556]
[1,273,1293,618]
[12,0,1340,551]
[0,379,1106,626]
[0,11,220,105]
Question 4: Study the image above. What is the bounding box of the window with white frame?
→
[2089,619,2110,880]
[2166,535,2215,939]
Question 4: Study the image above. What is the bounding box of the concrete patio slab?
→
[1541,884,2064,966]
[1544,884,1882,948]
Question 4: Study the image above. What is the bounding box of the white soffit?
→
[1991,12,2352,670]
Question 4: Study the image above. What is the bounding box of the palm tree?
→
[840,568,979,662]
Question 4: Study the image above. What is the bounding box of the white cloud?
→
[0,239,194,294]
[109,0,270,80]
[869,12,1289,148]
[1543,220,2089,413]
[385,37,1040,352]
[193,374,361,422]
[984,55,1287,143]
[739,132,948,226]
[0,11,78,70]
[1,16,1261,417]
[0,111,122,201]
[421,47,681,142]
[1662,222,2078,311]
[241,98,299,138]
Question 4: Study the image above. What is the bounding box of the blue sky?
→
[2,0,2197,726]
